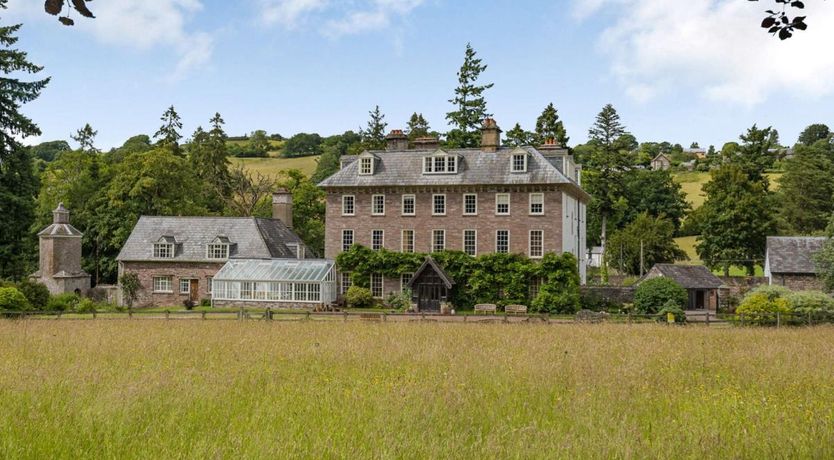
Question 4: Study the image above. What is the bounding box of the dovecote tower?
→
[30,203,91,295]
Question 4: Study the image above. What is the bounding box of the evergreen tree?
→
[71,123,98,154]
[797,123,831,146]
[360,105,387,150]
[0,1,48,279]
[697,164,776,276]
[406,113,430,141]
[503,123,535,147]
[733,124,777,180]
[154,105,183,155]
[534,102,569,147]
[445,43,493,148]
[778,142,834,234]
[188,113,231,212]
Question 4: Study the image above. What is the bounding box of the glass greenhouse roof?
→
[213,259,335,282]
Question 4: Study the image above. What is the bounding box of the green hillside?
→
[674,171,782,209]
[232,155,320,179]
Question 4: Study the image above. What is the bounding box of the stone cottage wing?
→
[116,216,303,262]
[766,236,827,275]
[646,264,724,289]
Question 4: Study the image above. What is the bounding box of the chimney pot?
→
[480,118,501,152]
[385,129,409,151]
[413,136,440,150]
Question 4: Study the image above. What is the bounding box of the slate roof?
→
[318,146,590,201]
[213,259,335,282]
[406,257,455,289]
[645,264,724,289]
[117,216,304,262]
[766,236,827,274]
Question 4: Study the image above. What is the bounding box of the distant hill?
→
[673,171,782,209]
[232,156,320,179]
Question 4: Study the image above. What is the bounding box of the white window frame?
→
[342,229,354,252]
[529,230,544,258]
[206,243,229,260]
[342,195,355,216]
[529,193,544,215]
[401,229,415,253]
[179,279,191,294]
[371,273,384,298]
[207,276,213,294]
[463,193,478,215]
[432,229,446,253]
[401,273,413,291]
[463,229,477,256]
[371,229,384,251]
[496,193,511,216]
[153,243,174,259]
[511,154,527,173]
[153,276,173,293]
[496,230,510,254]
[401,194,416,216]
[359,157,373,175]
[424,154,458,174]
[340,272,352,295]
[371,194,385,216]
[423,157,433,173]
[432,194,446,216]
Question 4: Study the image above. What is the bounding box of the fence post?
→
[202,311,206,320]
[165,310,170,320]
[776,311,780,328]
[706,310,711,327]
[343,311,348,322]
[92,310,97,320]
[808,311,812,326]
[740,313,745,327]
[382,313,387,322]
[128,309,132,320]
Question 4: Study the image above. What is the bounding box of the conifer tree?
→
[189,113,231,212]
[406,113,430,141]
[154,105,183,155]
[360,105,387,150]
[535,102,569,147]
[71,123,98,153]
[503,123,535,147]
[0,0,48,279]
[445,43,493,148]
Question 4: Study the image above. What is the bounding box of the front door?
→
[416,272,445,312]
[694,290,705,310]
[190,279,199,303]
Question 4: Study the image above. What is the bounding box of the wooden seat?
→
[505,304,528,316]
[474,304,497,315]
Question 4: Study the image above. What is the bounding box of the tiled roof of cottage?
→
[318,146,590,201]
[766,236,827,274]
[117,216,303,262]
[644,264,724,289]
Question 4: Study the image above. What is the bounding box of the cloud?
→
[5,0,213,80]
[259,0,426,37]
[573,0,834,106]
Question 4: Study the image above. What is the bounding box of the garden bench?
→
[505,304,528,316]
[474,304,497,315]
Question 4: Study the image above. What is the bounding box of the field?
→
[231,155,320,179]
[673,171,783,209]
[1,321,833,459]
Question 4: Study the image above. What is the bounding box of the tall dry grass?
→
[0,321,832,459]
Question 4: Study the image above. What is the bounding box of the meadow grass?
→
[1,321,832,459]
[673,171,782,209]
[231,155,320,179]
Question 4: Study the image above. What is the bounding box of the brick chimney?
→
[272,188,293,229]
[481,118,501,152]
[413,136,440,150]
[385,129,409,151]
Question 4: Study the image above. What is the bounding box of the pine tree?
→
[71,123,99,153]
[503,123,535,147]
[189,113,231,212]
[0,1,48,279]
[360,105,387,150]
[154,105,183,155]
[535,103,569,147]
[445,43,493,148]
[406,113,430,141]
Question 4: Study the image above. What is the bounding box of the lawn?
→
[1,321,832,458]
[673,171,782,209]
[231,155,320,179]
[674,236,764,276]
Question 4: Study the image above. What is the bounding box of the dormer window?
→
[423,151,458,174]
[359,157,373,175]
[511,153,527,173]
[207,236,231,260]
[153,236,176,258]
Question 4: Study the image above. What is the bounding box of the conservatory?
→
[212,259,337,308]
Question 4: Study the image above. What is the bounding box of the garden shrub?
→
[785,291,834,313]
[345,286,374,308]
[16,280,50,309]
[737,291,791,324]
[200,298,211,307]
[657,300,687,324]
[634,277,687,314]
[74,298,98,314]
[384,289,412,311]
[46,293,80,312]
[0,287,31,311]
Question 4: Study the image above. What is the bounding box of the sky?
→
[5,0,834,150]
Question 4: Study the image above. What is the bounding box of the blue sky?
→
[5,0,834,149]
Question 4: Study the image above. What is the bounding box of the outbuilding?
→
[212,259,337,309]
[642,264,723,311]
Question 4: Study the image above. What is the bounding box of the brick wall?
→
[324,188,564,260]
[120,261,225,307]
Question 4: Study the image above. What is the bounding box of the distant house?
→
[651,153,671,171]
[684,147,707,159]
[642,264,723,310]
[764,236,826,291]
[116,191,309,307]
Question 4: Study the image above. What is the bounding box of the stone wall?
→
[770,274,826,292]
[580,286,635,307]
[120,261,225,307]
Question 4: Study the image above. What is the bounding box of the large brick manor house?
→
[318,119,590,300]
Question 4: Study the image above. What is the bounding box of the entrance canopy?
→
[406,257,454,289]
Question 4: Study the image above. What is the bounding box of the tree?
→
[43,0,94,26]
[534,102,569,147]
[696,164,776,276]
[797,123,831,146]
[406,113,430,141]
[623,169,689,231]
[503,123,535,147]
[734,124,776,180]
[278,169,326,256]
[779,142,834,234]
[445,43,493,148]
[608,213,687,276]
[188,113,231,212]
[360,105,387,150]
[752,0,809,40]
[282,133,323,158]
[223,164,276,217]
[0,2,48,280]
[311,131,362,183]
[248,130,271,156]
[71,123,98,153]
[154,105,183,155]
[119,272,140,308]
[28,140,70,162]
